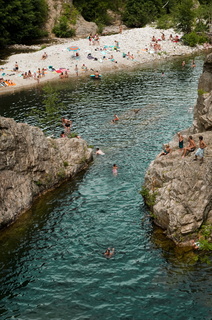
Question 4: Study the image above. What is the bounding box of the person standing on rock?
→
[177,132,184,150]
[181,136,196,158]
[62,117,72,134]
[193,136,207,163]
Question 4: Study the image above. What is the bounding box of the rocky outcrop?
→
[143,53,212,245]
[0,117,93,230]
[74,16,98,38]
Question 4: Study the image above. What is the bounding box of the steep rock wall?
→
[0,117,93,230]
[143,53,212,245]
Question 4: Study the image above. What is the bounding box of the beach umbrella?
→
[67,46,80,51]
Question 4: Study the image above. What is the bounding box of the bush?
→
[52,16,75,38]
[182,31,209,47]
[156,14,174,29]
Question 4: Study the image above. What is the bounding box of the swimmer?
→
[104,248,115,258]
[112,164,118,175]
[112,114,119,123]
[96,148,105,155]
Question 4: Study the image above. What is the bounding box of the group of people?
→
[160,132,207,164]
[88,34,100,46]
[59,71,69,79]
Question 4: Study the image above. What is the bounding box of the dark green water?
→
[0,55,212,320]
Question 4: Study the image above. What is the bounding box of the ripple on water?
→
[1,55,212,320]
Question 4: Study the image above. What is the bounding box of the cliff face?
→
[143,53,212,245]
[0,117,93,230]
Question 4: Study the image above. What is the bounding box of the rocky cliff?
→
[0,117,93,230]
[143,53,212,246]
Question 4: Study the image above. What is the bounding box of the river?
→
[0,54,212,320]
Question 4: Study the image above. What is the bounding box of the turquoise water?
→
[0,55,212,320]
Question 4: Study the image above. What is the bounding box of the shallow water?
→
[0,55,212,320]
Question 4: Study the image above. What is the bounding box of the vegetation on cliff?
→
[0,0,48,46]
[0,0,211,46]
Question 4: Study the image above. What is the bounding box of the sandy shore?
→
[0,26,210,95]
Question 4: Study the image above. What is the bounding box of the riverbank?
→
[0,26,211,95]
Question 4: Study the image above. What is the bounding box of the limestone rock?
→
[75,16,98,38]
[0,117,93,229]
[143,53,212,245]
[193,53,212,132]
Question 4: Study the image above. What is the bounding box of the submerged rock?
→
[143,53,212,246]
[0,117,93,230]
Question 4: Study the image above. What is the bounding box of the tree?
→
[0,0,48,46]
[173,0,195,33]
[122,0,164,28]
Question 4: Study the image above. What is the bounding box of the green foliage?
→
[67,132,79,138]
[198,239,212,251]
[156,14,174,29]
[63,161,69,167]
[73,0,123,26]
[0,0,48,46]
[198,89,208,95]
[140,186,157,208]
[57,169,66,179]
[52,16,75,38]
[182,31,209,47]
[123,0,164,28]
[200,224,212,238]
[173,0,195,33]
[30,84,65,132]
[34,180,43,186]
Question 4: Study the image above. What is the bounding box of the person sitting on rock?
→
[160,144,171,156]
[181,136,196,158]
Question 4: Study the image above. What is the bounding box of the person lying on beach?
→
[181,136,196,158]
[60,72,65,79]
[96,148,105,155]
[160,145,171,156]
[104,248,115,258]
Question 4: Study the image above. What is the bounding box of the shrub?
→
[156,14,174,29]
[52,16,75,38]
[140,186,157,208]
[182,31,209,47]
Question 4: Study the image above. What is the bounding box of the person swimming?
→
[96,148,105,155]
[112,164,118,175]
[104,248,115,258]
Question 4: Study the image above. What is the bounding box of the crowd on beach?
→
[1,26,212,92]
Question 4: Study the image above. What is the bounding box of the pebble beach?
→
[0,26,210,95]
